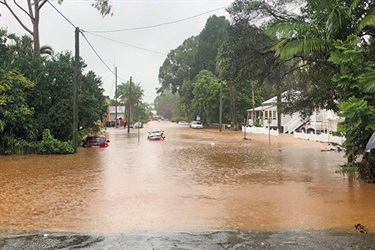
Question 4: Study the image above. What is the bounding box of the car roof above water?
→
[150,129,163,132]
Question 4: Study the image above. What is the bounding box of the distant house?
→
[108,106,126,122]
[247,93,343,134]
[246,93,294,132]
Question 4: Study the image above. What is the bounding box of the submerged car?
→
[178,121,189,125]
[147,129,165,141]
[190,121,203,129]
[133,122,143,128]
[82,135,110,147]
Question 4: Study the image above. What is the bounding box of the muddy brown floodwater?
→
[0,120,374,235]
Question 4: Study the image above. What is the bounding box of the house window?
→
[264,111,268,119]
[273,111,277,120]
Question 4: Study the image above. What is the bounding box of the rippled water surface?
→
[0,121,374,234]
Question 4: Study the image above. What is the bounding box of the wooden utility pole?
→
[115,67,118,128]
[72,27,80,153]
[127,76,132,133]
[219,80,223,132]
[252,81,255,123]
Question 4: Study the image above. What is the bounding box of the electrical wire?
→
[47,0,159,99]
[80,31,116,75]
[86,6,228,33]
[46,0,227,100]
[47,0,76,29]
[83,31,168,56]
[133,77,159,86]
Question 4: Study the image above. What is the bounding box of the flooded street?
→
[1,120,374,238]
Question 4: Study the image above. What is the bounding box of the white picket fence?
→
[243,126,345,144]
[293,131,345,145]
[243,126,279,136]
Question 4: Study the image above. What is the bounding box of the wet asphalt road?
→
[1,229,375,249]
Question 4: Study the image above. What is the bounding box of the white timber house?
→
[244,93,345,144]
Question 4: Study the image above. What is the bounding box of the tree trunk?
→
[228,82,237,128]
[32,0,41,56]
[348,154,353,164]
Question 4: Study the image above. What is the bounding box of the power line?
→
[79,32,160,95]
[48,0,164,82]
[47,0,76,29]
[47,0,189,99]
[47,1,135,83]
[83,31,168,56]
[80,32,117,75]
[86,6,228,33]
[133,77,159,86]
[80,33,133,84]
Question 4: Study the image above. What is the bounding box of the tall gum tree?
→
[0,0,112,56]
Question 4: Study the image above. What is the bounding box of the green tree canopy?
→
[192,70,221,124]
[158,36,198,94]
[0,29,109,154]
[0,70,35,154]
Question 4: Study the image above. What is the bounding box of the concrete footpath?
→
[0,229,374,249]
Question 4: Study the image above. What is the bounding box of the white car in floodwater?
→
[190,121,203,129]
[178,121,189,125]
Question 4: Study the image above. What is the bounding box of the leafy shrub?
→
[335,163,358,174]
[35,129,74,154]
[338,97,375,162]
[0,136,35,155]
[253,120,262,127]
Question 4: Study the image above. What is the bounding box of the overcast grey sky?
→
[1,0,233,103]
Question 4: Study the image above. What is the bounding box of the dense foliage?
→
[0,29,108,154]
[35,129,74,154]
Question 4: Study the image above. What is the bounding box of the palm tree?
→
[359,69,375,93]
[40,45,54,59]
[117,81,144,123]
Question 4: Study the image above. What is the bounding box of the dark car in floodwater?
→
[82,135,110,147]
[147,129,165,141]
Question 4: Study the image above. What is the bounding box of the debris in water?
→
[355,223,367,233]
[321,148,335,152]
